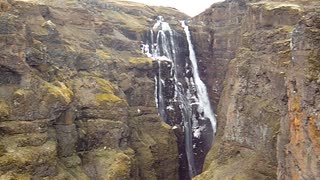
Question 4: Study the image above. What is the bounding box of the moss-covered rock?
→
[106,152,132,179]
[0,141,57,176]
[129,57,152,64]
[96,49,112,60]
[0,100,9,120]
[42,81,73,104]
[129,113,178,180]
[95,93,126,105]
[77,119,129,150]
[308,49,320,81]
[0,143,6,157]
[128,57,153,70]
[81,148,134,180]
[0,172,31,180]
[0,0,184,179]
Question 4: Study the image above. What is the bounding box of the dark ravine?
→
[1,0,320,180]
[141,17,216,179]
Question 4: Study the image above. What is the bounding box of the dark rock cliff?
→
[192,0,320,179]
[0,0,187,179]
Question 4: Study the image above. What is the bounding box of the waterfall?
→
[180,21,217,135]
[141,16,216,179]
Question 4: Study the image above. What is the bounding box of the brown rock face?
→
[192,0,320,179]
[283,9,320,179]
[190,0,249,111]
[0,0,187,179]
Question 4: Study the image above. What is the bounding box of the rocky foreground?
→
[0,0,320,179]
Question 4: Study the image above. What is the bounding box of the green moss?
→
[95,93,122,103]
[43,82,73,104]
[0,141,56,173]
[0,100,10,119]
[308,50,320,81]
[95,93,128,107]
[93,77,117,94]
[0,172,31,180]
[278,26,294,33]
[96,49,112,60]
[129,57,152,64]
[60,155,81,168]
[251,2,303,12]
[259,2,303,11]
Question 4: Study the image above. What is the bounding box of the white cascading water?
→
[141,17,216,179]
[180,21,217,135]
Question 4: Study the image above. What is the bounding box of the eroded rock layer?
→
[0,0,187,179]
[193,0,320,179]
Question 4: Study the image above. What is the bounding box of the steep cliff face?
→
[284,8,320,179]
[190,0,249,111]
[193,0,320,179]
[0,0,187,179]
[1,0,320,179]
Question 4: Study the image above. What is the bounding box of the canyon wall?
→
[193,0,320,179]
[0,0,187,179]
[1,0,320,179]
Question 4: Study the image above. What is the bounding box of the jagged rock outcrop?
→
[0,0,187,179]
[192,0,320,179]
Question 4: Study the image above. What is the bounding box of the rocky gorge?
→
[0,0,320,180]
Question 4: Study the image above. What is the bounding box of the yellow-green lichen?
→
[0,141,56,172]
[107,153,131,179]
[65,0,78,6]
[43,82,73,104]
[94,77,117,94]
[94,94,127,107]
[251,2,303,12]
[129,57,152,64]
[277,26,294,33]
[0,172,31,180]
[96,49,112,60]
[13,89,29,98]
[258,2,303,12]
[32,39,45,49]
[0,100,10,119]
[95,93,122,103]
